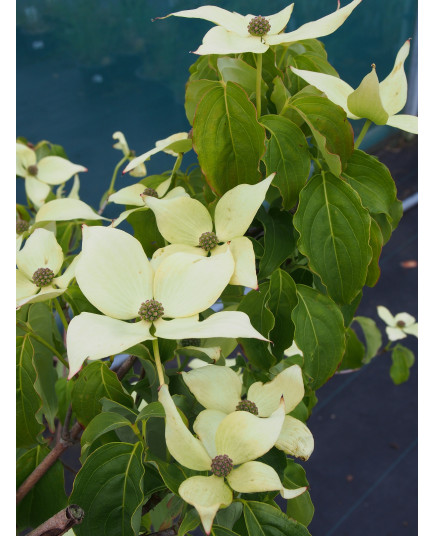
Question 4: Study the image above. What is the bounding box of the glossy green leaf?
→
[151,458,195,495]
[71,442,144,536]
[268,270,298,357]
[217,57,267,99]
[366,217,383,287]
[81,412,134,460]
[100,398,138,422]
[237,282,275,371]
[17,445,67,530]
[185,79,219,126]
[390,344,415,385]
[292,285,345,390]
[289,95,354,176]
[16,335,44,447]
[193,81,266,195]
[216,502,244,531]
[283,459,314,527]
[212,526,241,536]
[352,316,383,364]
[243,501,311,536]
[28,302,60,430]
[294,172,372,304]
[339,328,365,371]
[259,115,311,210]
[65,285,101,316]
[178,508,201,536]
[71,361,133,426]
[127,207,165,257]
[136,401,166,422]
[256,207,296,280]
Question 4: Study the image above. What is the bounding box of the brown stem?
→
[26,504,84,536]
[141,492,164,516]
[115,355,137,381]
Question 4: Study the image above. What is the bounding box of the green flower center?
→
[27,164,38,176]
[32,267,55,287]
[247,16,271,37]
[138,299,164,322]
[16,220,30,234]
[142,188,159,198]
[236,399,259,415]
[199,231,219,251]
[396,320,406,328]
[181,338,201,347]
[211,454,233,477]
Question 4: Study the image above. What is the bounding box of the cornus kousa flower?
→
[158,384,307,534]
[182,364,314,461]
[291,40,418,134]
[16,228,79,308]
[66,226,266,377]
[158,1,362,55]
[122,132,192,175]
[113,131,147,177]
[144,174,275,289]
[377,305,418,341]
[16,142,87,209]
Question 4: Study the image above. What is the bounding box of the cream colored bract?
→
[160,1,362,55]
[377,305,418,341]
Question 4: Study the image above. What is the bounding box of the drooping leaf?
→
[292,285,345,390]
[352,316,383,364]
[256,207,296,280]
[71,361,133,426]
[17,445,67,530]
[283,459,314,527]
[80,412,134,460]
[71,442,145,536]
[339,328,365,371]
[259,115,311,210]
[390,344,415,385]
[193,81,266,195]
[243,501,311,536]
[135,401,166,422]
[365,217,383,287]
[217,57,268,100]
[16,335,44,447]
[294,172,372,304]
[268,269,298,357]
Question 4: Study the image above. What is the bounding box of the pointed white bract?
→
[291,40,418,134]
[160,1,362,55]
[377,305,418,341]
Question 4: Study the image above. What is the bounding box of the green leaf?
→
[216,502,243,531]
[212,526,242,536]
[243,501,311,536]
[193,80,266,195]
[71,442,145,536]
[151,458,194,495]
[55,376,75,424]
[292,285,345,390]
[81,412,134,460]
[127,208,165,257]
[342,149,398,218]
[283,460,314,527]
[294,172,372,304]
[16,335,44,447]
[366,217,383,287]
[289,95,354,176]
[256,207,296,280]
[259,115,311,210]
[17,445,67,530]
[71,361,133,426]
[178,508,201,536]
[237,282,275,371]
[28,302,60,430]
[268,270,298,357]
[390,344,415,385]
[185,79,219,126]
[339,328,365,371]
[217,57,268,99]
[136,401,166,422]
[352,316,382,364]
[100,398,139,422]
[65,285,101,315]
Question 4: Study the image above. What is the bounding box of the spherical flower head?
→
[138,299,164,322]
[199,231,219,252]
[397,320,406,328]
[211,454,233,477]
[16,220,30,234]
[142,188,159,199]
[236,399,259,415]
[27,164,38,176]
[247,16,271,37]
[181,338,201,347]
[32,267,55,287]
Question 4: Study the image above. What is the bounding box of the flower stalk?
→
[153,338,165,386]
[256,53,263,118]
[354,119,372,149]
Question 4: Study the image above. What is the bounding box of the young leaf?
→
[352,316,382,363]
[390,344,415,385]
[70,442,145,536]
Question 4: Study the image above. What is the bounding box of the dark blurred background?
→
[16,1,418,534]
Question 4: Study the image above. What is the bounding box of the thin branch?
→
[27,504,84,536]
[61,405,73,441]
[141,492,165,516]
[115,355,137,381]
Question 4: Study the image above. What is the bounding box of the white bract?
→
[182,364,314,461]
[377,305,418,341]
[159,384,307,534]
[145,174,275,289]
[66,226,267,377]
[123,132,192,175]
[291,40,418,134]
[16,143,87,209]
[113,131,147,177]
[159,1,362,55]
[16,228,78,308]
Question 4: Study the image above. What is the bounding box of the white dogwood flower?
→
[66,226,266,377]
[159,384,306,534]
[291,40,417,134]
[377,305,418,341]
[158,1,362,55]
[113,131,147,177]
